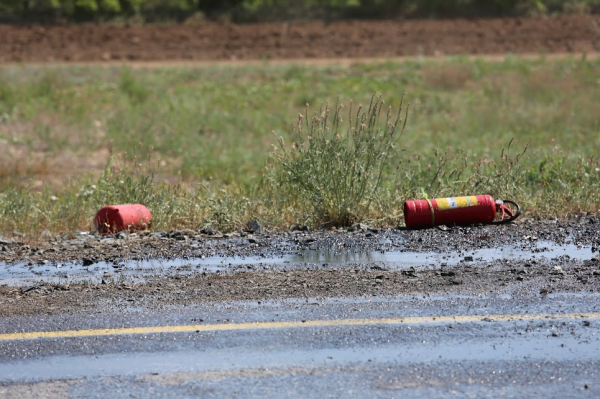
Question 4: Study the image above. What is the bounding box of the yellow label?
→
[436,196,478,211]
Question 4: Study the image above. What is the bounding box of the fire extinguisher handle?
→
[492,199,521,224]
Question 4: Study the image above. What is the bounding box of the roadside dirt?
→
[1,216,598,317]
[1,15,600,63]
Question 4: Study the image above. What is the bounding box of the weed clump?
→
[269,94,408,227]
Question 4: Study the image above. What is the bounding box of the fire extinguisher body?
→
[94,204,152,235]
[404,195,497,229]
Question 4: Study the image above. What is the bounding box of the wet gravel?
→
[0,216,599,317]
[1,216,598,266]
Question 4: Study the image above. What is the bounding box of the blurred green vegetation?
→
[0,0,598,22]
[0,56,599,235]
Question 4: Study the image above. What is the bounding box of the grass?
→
[0,54,598,237]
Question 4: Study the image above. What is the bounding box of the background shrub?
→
[1,0,597,22]
[269,95,408,227]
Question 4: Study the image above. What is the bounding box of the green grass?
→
[0,55,598,236]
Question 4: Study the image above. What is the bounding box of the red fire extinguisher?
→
[403,195,520,229]
[94,204,152,235]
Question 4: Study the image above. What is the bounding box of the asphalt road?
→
[1,292,599,398]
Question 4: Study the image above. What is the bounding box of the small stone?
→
[200,227,217,236]
[116,231,128,239]
[246,220,262,233]
[82,258,94,266]
[21,286,38,294]
[348,223,369,232]
[464,256,474,262]
[370,265,388,271]
[101,238,117,245]
[552,266,567,276]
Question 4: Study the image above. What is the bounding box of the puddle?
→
[0,240,596,285]
[289,240,596,266]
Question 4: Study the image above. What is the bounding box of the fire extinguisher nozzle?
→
[492,199,521,225]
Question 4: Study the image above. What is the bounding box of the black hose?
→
[492,199,521,224]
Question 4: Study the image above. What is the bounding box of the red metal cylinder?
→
[404,195,497,229]
[94,204,152,235]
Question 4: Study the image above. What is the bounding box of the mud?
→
[1,15,600,63]
[1,216,598,317]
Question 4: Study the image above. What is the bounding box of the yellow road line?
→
[1,313,598,342]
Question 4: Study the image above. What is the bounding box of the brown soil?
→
[1,15,600,63]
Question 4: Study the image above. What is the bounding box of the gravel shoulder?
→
[1,216,598,318]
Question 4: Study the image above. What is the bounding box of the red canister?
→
[94,204,152,235]
[403,195,520,229]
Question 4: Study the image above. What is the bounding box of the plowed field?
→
[1,15,599,63]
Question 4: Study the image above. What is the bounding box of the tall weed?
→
[269,94,408,227]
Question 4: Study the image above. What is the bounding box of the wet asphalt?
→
[1,292,599,398]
